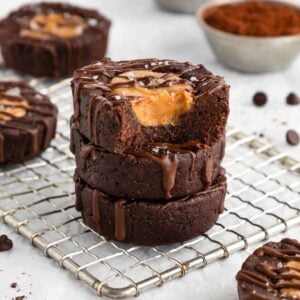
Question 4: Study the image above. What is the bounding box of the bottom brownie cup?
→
[236,238,300,300]
[0,81,57,164]
[75,172,227,246]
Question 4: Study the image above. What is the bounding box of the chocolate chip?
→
[286,92,300,105]
[286,130,299,146]
[253,92,267,106]
[0,235,13,251]
[11,282,17,288]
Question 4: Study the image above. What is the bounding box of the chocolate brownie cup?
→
[0,81,57,164]
[236,238,300,300]
[0,2,110,78]
[71,126,225,199]
[75,172,227,245]
[72,58,229,153]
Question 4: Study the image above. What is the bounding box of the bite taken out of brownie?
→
[0,2,111,78]
[71,58,230,153]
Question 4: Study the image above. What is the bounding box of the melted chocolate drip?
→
[80,143,95,160]
[237,238,300,298]
[114,200,126,241]
[92,190,101,232]
[142,152,179,199]
[202,153,213,189]
[0,133,4,162]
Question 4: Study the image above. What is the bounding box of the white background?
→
[0,0,299,299]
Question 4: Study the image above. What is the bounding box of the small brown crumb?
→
[0,234,13,251]
[286,130,299,146]
[253,92,267,107]
[10,282,17,288]
[286,92,300,105]
[15,296,25,300]
[259,133,264,138]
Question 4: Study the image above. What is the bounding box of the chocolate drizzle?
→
[237,238,300,299]
[0,133,4,162]
[203,152,213,189]
[142,152,179,199]
[92,190,101,232]
[114,200,126,241]
[80,143,95,160]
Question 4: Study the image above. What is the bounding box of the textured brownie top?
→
[0,81,57,163]
[0,2,110,42]
[72,58,230,152]
[237,238,300,300]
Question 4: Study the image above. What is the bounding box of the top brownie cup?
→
[72,58,230,153]
[0,2,111,78]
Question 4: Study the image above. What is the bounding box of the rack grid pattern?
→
[0,70,299,299]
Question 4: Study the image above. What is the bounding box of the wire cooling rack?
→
[0,68,300,299]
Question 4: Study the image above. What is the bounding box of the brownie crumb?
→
[10,282,17,288]
[259,133,264,138]
[286,92,300,105]
[0,234,13,251]
[286,130,299,146]
[15,296,25,300]
[253,92,267,106]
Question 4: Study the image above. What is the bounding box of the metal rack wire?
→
[0,69,299,299]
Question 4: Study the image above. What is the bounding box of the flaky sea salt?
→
[6,87,21,96]
[190,76,198,82]
[127,71,135,80]
[114,95,122,100]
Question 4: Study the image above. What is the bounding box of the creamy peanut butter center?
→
[0,94,29,121]
[21,13,86,40]
[111,70,194,127]
[280,260,300,299]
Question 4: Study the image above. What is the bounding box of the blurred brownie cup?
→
[75,172,227,246]
[71,58,229,153]
[237,238,300,300]
[0,2,111,77]
[0,81,57,164]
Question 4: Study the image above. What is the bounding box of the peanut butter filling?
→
[280,260,300,299]
[21,13,86,40]
[0,96,28,121]
[111,70,194,127]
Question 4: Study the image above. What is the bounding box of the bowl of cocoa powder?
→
[197,0,300,72]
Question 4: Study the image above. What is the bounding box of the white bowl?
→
[197,0,300,73]
[155,0,209,14]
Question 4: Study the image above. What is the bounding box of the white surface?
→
[0,1,299,299]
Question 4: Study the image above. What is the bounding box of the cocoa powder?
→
[204,0,300,37]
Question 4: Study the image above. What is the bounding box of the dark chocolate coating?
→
[72,58,230,153]
[75,172,227,246]
[237,238,300,300]
[0,2,110,78]
[0,81,57,164]
[71,126,225,200]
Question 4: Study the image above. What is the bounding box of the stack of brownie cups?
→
[71,58,230,246]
